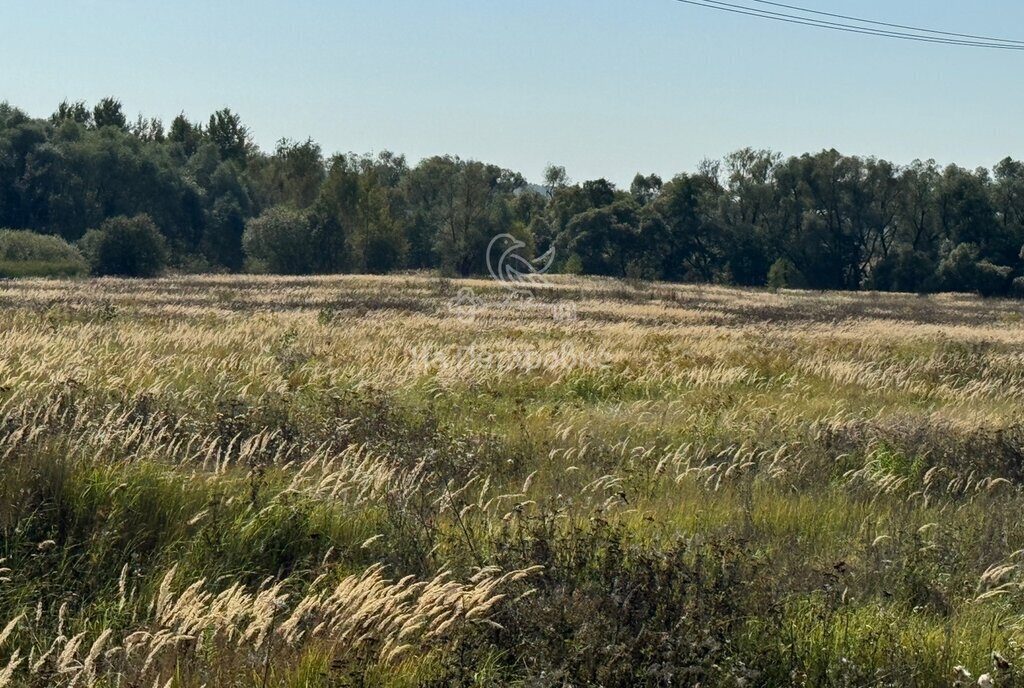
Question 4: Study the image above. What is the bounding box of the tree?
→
[168,114,204,157]
[203,196,247,271]
[207,109,251,163]
[404,156,522,276]
[50,100,91,126]
[630,173,663,206]
[242,206,316,274]
[92,97,127,130]
[993,158,1024,261]
[936,242,1012,296]
[851,158,903,283]
[767,257,806,289]
[6,95,1024,294]
[654,173,725,281]
[868,245,936,293]
[200,161,255,270]
[564,201,640,277]
[543,164,569,195]
[937,165,1001,260]
[130,115,165,143]
[792,150,862,289]
[258,138,326,209]
[313,152,409,273]
[79,214,168,277]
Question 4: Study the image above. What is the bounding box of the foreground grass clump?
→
[1,274,1024,686]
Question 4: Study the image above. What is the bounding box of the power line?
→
[685,0,1024,49]
[746,0,1024,46]
[676,0,1024,50]
[698,0,1024,48]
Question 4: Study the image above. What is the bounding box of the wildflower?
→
[954,665,973,684]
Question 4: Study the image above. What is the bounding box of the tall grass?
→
[0,274,1023,685]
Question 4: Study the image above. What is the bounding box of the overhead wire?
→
[674,0,1024,50]
[745,0,1024,46]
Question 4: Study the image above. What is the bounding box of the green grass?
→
[1,274,1024,686]
[0,259,87,278]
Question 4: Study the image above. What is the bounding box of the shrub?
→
[362,227,408,274]
[937,243,981,292]
[624,257,661,281]
[562,253,584,275]
[975,260,1013,297]
[766,257,806,289]
[242,206,316,274]
[79,214,169,277]
[0,229,88,277]
[869,247,936,293]
[937,243,1013,297]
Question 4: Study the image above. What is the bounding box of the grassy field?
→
[1,274,1024,687]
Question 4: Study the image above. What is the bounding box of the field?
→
[1,274,1024,687]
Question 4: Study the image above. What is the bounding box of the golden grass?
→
[1,274,1023,686]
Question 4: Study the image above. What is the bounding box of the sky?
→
[2,0,1023,185]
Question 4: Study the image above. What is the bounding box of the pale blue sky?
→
[2,1,1023,185]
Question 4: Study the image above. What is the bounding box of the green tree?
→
[654,172,725,281]
[314,152,409,273]
[936,242,1012,296]
[630,173,663,206]
[767,257,806,289]
[168,114,204,158]
[50,100,92,126]
[256,138,326,209]
[564,201,639,277]
[404,156,522,276]
[937,166,1002,260]
[130,115,165,143]
[543,164,569,193]
[79,214,168,277]
[207,109,251,163]
[868,245,936,293]
[92,97,127,130]
[242,206,316,274]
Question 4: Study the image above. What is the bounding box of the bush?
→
[242,206,316,274]
[766,257,806,289]
[975,261,1013,297]
[0,260,86,278]
[937,243,980,292]
[0,229,88,277]
[868,247,936,293]
[562,253,584,275]
[359,224,408,274]
[937,243,1013,297]
[624,257,662,281]
[79,214,169,277]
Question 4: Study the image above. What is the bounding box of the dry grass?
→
[1,274,1023,686]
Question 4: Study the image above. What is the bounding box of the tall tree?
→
[92,97,127,130]
[207,108,251,163]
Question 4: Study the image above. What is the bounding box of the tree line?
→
[3,98,1024,295]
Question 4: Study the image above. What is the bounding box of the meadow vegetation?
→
[1,274,1024,686]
